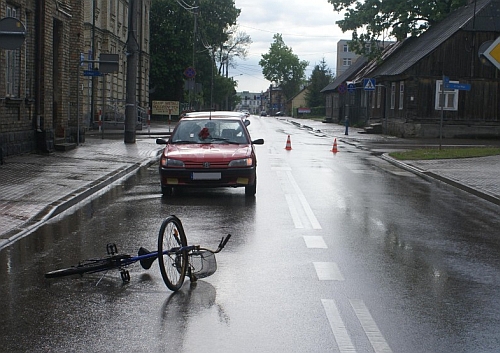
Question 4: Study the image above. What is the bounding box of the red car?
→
[156,111,264,196]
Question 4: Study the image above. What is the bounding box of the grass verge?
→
[389,147,500,160]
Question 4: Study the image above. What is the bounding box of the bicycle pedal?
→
[120,270,130,283]
[106,243,118,255]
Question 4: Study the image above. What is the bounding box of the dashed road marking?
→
[285,194,303,229]
[321,299,356,353]
[350,299,393,353]
[314,262,345,281]
[303,236,327,248]
[286,171,322,229]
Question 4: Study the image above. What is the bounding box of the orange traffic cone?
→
[285,135,292,150]
[331,138,338,153]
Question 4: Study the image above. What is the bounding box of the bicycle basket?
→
[189,250,217,279]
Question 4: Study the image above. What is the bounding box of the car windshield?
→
[170,119,250,144]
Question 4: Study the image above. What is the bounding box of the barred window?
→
[435,80,458,111]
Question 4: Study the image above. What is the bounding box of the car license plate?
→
[192,172,221,180]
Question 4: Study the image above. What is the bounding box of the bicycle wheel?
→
[45,258,114,278]
[158,215,188,291]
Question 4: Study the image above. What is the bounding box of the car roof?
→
[182,111,247,120]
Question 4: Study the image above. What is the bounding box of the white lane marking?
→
[286,171,322,229]
[321,299,357,353]
[350,299,393,353]
[314,262,345,281]
[303,236,327,249]
[285,194,304,229]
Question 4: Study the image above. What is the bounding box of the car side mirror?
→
[252,138,264,145]
[244,120,251,127]
[156,138,168,145]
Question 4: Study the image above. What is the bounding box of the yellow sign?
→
[152,100,179,115]
[484,37,500,70]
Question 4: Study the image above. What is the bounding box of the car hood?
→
[164,143,252,161]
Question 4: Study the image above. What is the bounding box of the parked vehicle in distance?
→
[260,111,267,116]
[156,111,264,197]
[275,111,284,116]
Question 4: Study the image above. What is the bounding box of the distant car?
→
[156,111,264,197]
[260,111,267,116]
[275,111,284,116]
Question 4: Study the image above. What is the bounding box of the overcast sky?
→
[229,0,351,93]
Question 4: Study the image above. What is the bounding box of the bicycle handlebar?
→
[214,234,231,253]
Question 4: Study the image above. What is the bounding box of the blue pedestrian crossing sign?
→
[363,78,376,91]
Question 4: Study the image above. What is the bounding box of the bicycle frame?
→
[45,215,231,291]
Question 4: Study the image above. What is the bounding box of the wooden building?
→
[322,0,500,138]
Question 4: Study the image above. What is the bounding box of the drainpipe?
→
[35,0,45,131]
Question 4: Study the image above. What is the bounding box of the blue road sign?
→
[363,78,376,91]
[338,83,347,94]
[445,82,471,91]
[347,83,356,93]
[83,70,102,77]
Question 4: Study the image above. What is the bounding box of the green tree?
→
[149,0,241,110]
[328,0,467,57]
[305,59,333,109]
[259,34,309,100]
[150,0,194,102]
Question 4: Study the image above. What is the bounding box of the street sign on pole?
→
[152,101,179,116]
[99,53,119,73]
[83,70,102,77]
[347,83,356,93]
[445,82,471,91]
[363,78,376,91]
[0,17,26,50]
[483,36,500,70]
[337,83,347,94]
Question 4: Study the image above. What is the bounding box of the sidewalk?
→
[0,130,165,249]
[1,118,499,250]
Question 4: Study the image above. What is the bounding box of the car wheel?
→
[245,178,256,197]
[161,185,173,196]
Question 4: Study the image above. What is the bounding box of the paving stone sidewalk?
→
[0,136,163,248]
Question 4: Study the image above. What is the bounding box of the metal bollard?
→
[344,117,349,135]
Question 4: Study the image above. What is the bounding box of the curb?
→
[0,155,160,250]
[381,154,500,206]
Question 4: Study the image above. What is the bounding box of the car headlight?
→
[228,158,253,167]
[161,157,185,168]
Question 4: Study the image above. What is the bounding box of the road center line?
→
[314,262,345,281]
[303,236,327,248]
[285,194,304,228]
[349,299,393,353]
[286,171,322,229]
[321,299,357,353]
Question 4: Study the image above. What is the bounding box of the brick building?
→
[0,0,84,156]
[0,0,150,159]
[82,0,150,130]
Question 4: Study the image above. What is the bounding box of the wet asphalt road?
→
[1,116,500,352]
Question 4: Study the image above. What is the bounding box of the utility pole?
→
[124,0,139,144]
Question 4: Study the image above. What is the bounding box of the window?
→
[6,5,20,98]
[390,83,396,109]
[342,58,352,66]
[399,82,404,110]
[435,80,458,111]
[343,44,349,52]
